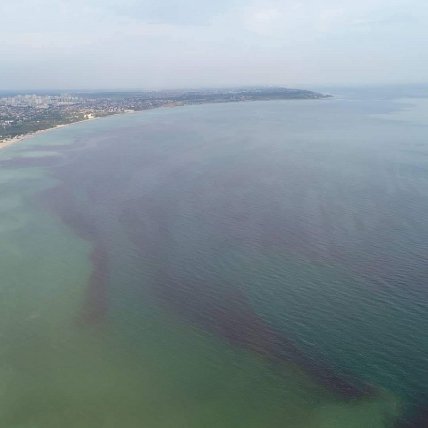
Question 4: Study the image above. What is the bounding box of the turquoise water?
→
[1,91,427,427]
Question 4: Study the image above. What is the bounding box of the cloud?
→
[0,0,428,88]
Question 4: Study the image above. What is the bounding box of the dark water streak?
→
[122,200,372,400]
[41,184,110,324]
[2,145,373,400]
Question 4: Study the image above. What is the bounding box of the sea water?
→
[1,88,428,427]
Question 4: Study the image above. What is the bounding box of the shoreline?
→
[0,118,100,151]
[0,109,148,151]
[0,104,191,151]
[0,95,329,151]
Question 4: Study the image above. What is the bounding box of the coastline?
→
[0,93,329,152]
[0,109,146,151]
[0,119,96,151]
[0,105,193,151]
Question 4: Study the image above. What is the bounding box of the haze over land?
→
[1,0,428,90]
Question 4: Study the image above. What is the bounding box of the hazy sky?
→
[1,0,427,89]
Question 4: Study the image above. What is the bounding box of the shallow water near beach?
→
[1,88,428,427]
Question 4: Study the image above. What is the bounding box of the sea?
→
[1,86,427,428]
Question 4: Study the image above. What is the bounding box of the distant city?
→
[0,87,328,144]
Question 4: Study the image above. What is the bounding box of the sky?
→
[1,0,427,89]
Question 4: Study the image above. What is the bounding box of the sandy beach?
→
[0,111,139,151]
[0,123,80,151]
